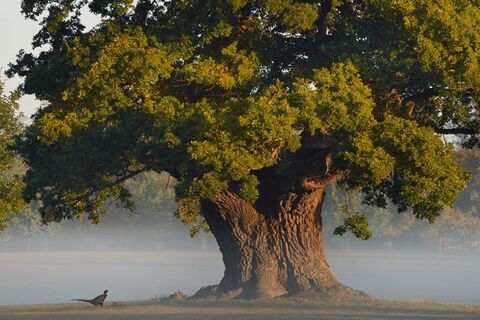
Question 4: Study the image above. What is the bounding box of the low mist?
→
[1,215,479,306]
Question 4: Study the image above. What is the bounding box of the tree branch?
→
[405,88,438,104]
[110,169,144,187]
[84,169,145,202]
[300,169,345,191]
[435,128,479,135]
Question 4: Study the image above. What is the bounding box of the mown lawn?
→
[0,300,479,320]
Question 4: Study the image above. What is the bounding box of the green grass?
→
[0,300,479,320]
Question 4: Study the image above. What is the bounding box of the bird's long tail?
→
[70,299,91,303]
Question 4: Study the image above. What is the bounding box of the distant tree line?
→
[1,171,214,252]
[323,149,480,252]
[2,151,480,253]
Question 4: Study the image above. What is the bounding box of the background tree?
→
[9,0,479,300]
[1,171,192,252]
[415,149,480,252]
[0,81,24,230]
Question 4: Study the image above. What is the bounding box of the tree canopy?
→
[9,0,479,238]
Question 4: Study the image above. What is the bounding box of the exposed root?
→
[191,283,371,303]
[286,284,371,303]
[191,285,244,301]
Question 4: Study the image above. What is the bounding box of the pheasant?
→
[71,290,108,306]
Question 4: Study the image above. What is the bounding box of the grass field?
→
[0,300,479,320]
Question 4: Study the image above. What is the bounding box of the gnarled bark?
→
[193,149,370,301]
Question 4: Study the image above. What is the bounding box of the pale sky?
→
[1,1,99,121]
[1,1,41,120]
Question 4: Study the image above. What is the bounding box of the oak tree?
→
[9,0,479,300]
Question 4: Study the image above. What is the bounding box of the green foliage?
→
[333,211,373,241]
[183,42,260,89]
[0,83,25,230]
[371,116,469,221]
[9,0,479,237]
[293,63,376,136]
[370,0,480,91]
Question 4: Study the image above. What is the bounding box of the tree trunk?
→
[193,148,370,301]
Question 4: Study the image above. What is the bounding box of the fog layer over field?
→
[0,229,479,306]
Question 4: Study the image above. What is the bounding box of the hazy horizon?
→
[1,217,480,306]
